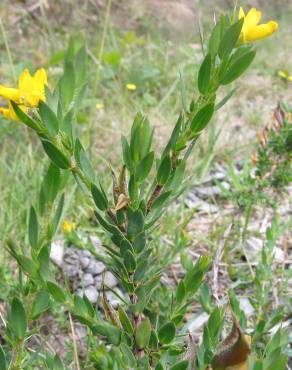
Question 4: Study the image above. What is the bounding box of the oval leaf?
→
[158,321,176,344]
[42,141,71,169]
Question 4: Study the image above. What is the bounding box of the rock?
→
[88,235,105,256]
[50,240,64,267]
[104,289,123,308]
[82,273,94,287]
[185,193,219,213]
[84,286,99,304]
[85,260,106,275]
[94,272,118,290]
[80,256,90,269]
[187,312,209,336]
[239,297,254,316]
[274,247,285,263]
[194,182,230,199]
[104,271,118,288]
[63,247,80,264]
[94,275,103,289]
[80,249,92,258]
[63,264,80,278]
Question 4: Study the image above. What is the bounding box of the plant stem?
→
[0,15,16,84]
[10,341,22,370]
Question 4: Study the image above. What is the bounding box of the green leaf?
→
[133,233,146,253]
[157,155,172,185]
[130,115,153,163]
[135,317,152,349]
[220,49,256,85]
[59,61,75,111]
[123,250,136,273]
[198,53,212,95]
[52,354,65,370]
[155,363,164,370]
[163,114,183,157]
[184,255,211,295]
[169,360,189,370]
[151,191,172,211]
[10,101,39,131]
[0,344,7,370]
[91,183,108,211]
[127,209,144,239]
[176,280,186,305]
[189,103,214,135]
[120,343,137,368]
[158,321,176,344]
[42,163,61,205]
[118,306,134,335]
[136,151,154,182]
[208,20,222,56]
[46,281,67,303]
[31,291,50,319]
[8,298,27,339]
[215,87,237,110]
[93,323,121,345]
[42,141,71,169]
[17,255,39,279]
[50,193,65,236]
[149,330,159,350]
[74,139,95,182]
[121,135,133,171]
[39,101,59,136]
[218,18,244,58]
[28,206,38,249]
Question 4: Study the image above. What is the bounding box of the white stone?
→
[83,273,94,287]
[50,240,64,267]
[239,297,254,316]
[104,290,123,309]
[85,260,106,275]
[104,271,118,289]
[80,256,90,269]
[84,286,99,304]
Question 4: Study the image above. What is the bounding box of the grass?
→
[0,0,291,367]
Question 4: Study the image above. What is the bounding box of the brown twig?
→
[147,184,163,214]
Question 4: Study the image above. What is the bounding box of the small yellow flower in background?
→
[0,102,28,122]
[0,67,47,108]
[278,70,292,81]
[96,102,104,110]
[126,83,137,91]
[62,219,76,234]
[238,7,278,43]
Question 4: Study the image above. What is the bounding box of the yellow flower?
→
[278,70,292,81]
[0,101,28,122]
[126,83,137,91]
[96,102,104,110]
[62,219,76,234]
[0,68,47,108]
[238,7,278,43]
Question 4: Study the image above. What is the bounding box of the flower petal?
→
[245,8,262,27]
[245,21,278,41]
[0,102,28,121]
[0,86,20,102]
